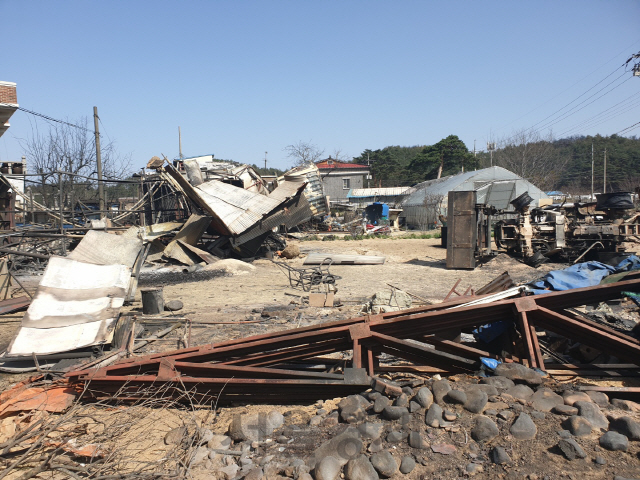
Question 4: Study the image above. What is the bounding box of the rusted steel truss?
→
[66,279,640,404]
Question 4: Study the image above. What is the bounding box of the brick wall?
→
[0,84,17,104]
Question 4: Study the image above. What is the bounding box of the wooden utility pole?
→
[93,107,105,214]
[179,127,184,159]
[591,143,594,200]
[603,148,607,194]
[264,151,267,170]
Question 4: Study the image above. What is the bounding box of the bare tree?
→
[19,118,131,208]
[492,129,564,191]
[284,141,325,166]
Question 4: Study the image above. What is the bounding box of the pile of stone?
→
[183,362,640,480]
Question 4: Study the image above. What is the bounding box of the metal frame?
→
[66,278,640,404]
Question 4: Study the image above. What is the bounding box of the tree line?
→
[349,132,640,193]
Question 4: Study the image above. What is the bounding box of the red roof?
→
[316,159,369,170]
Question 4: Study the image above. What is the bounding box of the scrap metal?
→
[66,277,640,404]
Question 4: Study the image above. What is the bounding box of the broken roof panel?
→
[6,257,131,356]
[67,230,143,268]
[163,164,293,237]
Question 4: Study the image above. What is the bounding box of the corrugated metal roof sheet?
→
[347,187,415,198]
[163,165,284,236]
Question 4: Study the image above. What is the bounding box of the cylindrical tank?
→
[0,163,9,174]
[510,191,533,211]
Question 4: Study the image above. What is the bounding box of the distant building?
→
[0,81,18,140]
[315,157,370,205]
[346,186,415,208]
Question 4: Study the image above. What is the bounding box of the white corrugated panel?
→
[6,257,131,356]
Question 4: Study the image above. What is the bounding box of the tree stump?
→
[141,287,164,315]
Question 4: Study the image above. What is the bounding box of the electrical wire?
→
[558,90,640,137]
[0,104,96,134]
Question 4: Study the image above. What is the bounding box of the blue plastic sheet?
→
[528,255,640,294]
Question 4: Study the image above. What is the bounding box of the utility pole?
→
[179,127,184,160]
[591,143,594,200]
[93,107,105,215]
[487,142,496,167]
[603,148,607,194]
[264,151,268,171]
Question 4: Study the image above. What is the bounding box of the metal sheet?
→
[67,230,143,268]
[163,214,212,264]
[164,165,284,236]
[7,318,115,356]
[303,253,386,265]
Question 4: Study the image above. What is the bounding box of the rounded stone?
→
[399,456,416,474]
[563,415,592,437]
[599,431,628,451]
[608,416,640,441]
[432,379,452,404]
[414,387,433,409]
[425,404,443,428]
[464,389,488,414]
[383,406,408,421]
[471,416,499,442]
[575,401,609,430]
[444,389,467,405]
[557,438,587,460]
[345,455,379,480]
[491,446,511,464]
[480,375,515,391]
[370,450,398,477]
[553,404,579,416]
[510,413,537,440]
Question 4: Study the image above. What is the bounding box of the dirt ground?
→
[131,236,566,350]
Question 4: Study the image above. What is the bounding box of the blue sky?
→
[1,1,639,172]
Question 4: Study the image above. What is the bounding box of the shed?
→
[402,166,549,229]
[346,186,415,208]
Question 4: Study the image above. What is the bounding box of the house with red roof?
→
[315,157,370,205]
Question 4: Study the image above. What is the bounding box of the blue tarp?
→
[528,255,640,294]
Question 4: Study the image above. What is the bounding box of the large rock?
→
[494,363,543,385]
[491,446,512,464]
[563,416,592,437]
[370,450,398,477]
[530,389,564,412]
[315,456,342,480]
[432,379,452,404]
[504,384,534,401]
[399,456,416,474]
[464,388,488,414]
[585,390,609,407]
[480,375,515,391]
[444,389,467,405]
[562,391,592,406]
[207,434,232,450]
[408,431,429,449]
[383,406,408,421]
[599,431,628,451]
[510,413,537,440]
[358,422,384,440]
[575,401,609,430]
[344,455,380,480]
[558,438,587,460]
[471,416,499,442]
[414,387,433,409]
[374,396,391,413]
[308,426,362,470]
[608,416,640,441]
[425,404,444,428]
[339,395,368,424]
[280,244,300,259]
[228,410,284,442]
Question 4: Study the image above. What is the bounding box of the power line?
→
[0,103,95,134]
[615,121,640,136]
